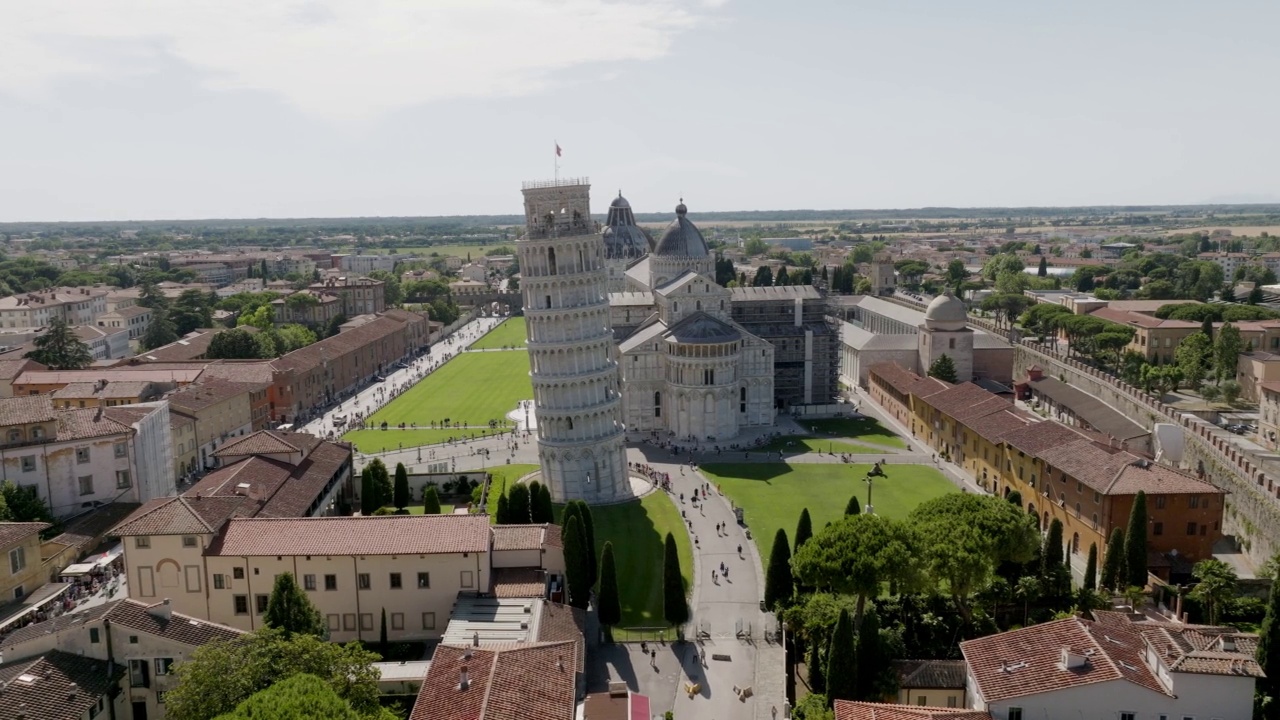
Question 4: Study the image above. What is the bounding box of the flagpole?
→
[554,140,559,182]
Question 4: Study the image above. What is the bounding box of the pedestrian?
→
[651,648,657,666]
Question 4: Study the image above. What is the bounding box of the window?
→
[358,573,371,590]
[233,567,245,580]
[154,658,174,676]
[7,429,20,443]
[654,391,661,418]
[255,594,269,614]
[360,613,373,631]
[1189,495,1200,509]
[213,574,226,590]
[461,570,474,588]
[390,573,402,589]
[182,536,197,548]
[129,635,138,644]
[1187,522,1198,536]
[1008,709,1022,720]
[135,537,150,549]
[418,572,430,589]
[1154,522,1164,536]
[343,614,356,631]
[116,470,132,489]
[9,546,25,574]
[129,659,150,688]
[1121,714,1136,720]
[76,447,90,464]
[233,595,249,615]
[78,475,94,496]
[114,442,127,458]
[422,612,436,630]
[325,574,337,591]
[949,338,955,349]
[947,697,956,708]
[304,574,316,591]
[20,456,35,472]
[327,614,340,631]
[1155,495,1167,509]
[89,627,100,643]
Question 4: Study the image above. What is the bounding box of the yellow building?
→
[1,522,49,601]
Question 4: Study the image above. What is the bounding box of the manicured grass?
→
[405,504,456,515]
[470,318,527,350]
[796,417,908,449]
[553,494,693,632]
[483,465,542,516]
[757,437,889,455]
[700,462,957,561]
[343,427,516,452]
[365,351,531,428]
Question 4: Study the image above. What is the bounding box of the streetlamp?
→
[863,461,886,514]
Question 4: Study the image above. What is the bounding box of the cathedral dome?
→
[603,192,653,259]
[653,201,709,259]
[923,292,968,331]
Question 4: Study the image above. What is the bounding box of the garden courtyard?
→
[700,462,957,560]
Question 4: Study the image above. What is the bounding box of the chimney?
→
[557,656,564,672]
[459,666,469,691]
[149,598,173,622]
[1027,365,1044,381]
[68,682,77,700]
[472,631,479,647]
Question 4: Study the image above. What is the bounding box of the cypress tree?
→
[529,480,542,505]
[1256,570,1280,705]
[1124,491,1149,589]
[496,494,510,524]
[360,467,376,515]
[597,541,621,630]
[379,608,389,659]
[507,483,531,523]
[662,532,689,627]
[845,495,861,516]
[1042,518,1064,576]
[576,501,599,589]
[422,485,442,515]
[853,607,883,701]
[1202,317,1214,340]
[1101,527,1125,591]
[825,608,857,706]
[1084,543,1098,591]
[764,529,793,610]
[808,637,826,693]
[562,516,590,609]
[263,572,325,638]
[795,508,814,552]
[561,501,581,540]
[534,484,554,524]
[393,463,409,511]
[369,459,392,509]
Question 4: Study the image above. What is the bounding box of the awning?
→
[88,542,124,569]
[60,563,96,576]
[0,582,72,634]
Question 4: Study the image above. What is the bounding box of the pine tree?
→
[496,494,510,523]
[27,317,93,370]
[662,532,689,626]
[808,638,826,693]
[360,467,377,515]
[825,608,857,706]
[379,608,389,659]
[507,483,531,523]
[1101,527,1125,591]
[422,485,442,514]
[597,541,621,630]
[534,484,554,524]
[853,607,884,701]
[562,515,590,609]
[264,572,325,637]
[844,495,861,515]
[1084,543,1098,591]
[1124,491,1149,589]
[764,529,793,610]
[575,501,599,589]
[927,354,958,383]
[393,463,409,511]
[140,308,179,350]
[1256,567,1280,708]
[795,508,814,552]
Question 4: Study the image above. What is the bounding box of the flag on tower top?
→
[555,143,562,157]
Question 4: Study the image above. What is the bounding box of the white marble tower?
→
[518,178,628,503]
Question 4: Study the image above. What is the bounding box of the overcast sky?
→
[2,0,1277,222]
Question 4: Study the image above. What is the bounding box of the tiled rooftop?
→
[208,514,492,556]
[0,522,50,548]
[409,641,578,720]
[0,650,124,720]
[0,395,56,427]
[835,702,992,720]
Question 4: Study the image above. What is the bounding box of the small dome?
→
[603,192,652,259]
[653,201,708,259]
[610,193,631,210]
[667,314,741,344]
[923,292,968,331]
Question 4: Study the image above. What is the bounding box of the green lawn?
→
[406,504,456,515]
[343,427,516,453]
[757,437,891,455]
[483,465,542,515]
[700,463,957,560]
[795,417,908,449]
[470,318,527,350]
[364,351,531,428]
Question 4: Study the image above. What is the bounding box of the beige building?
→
[165,378,257,470]
[0,286,109,330]
[2,522,49,601]
[98,305,153,342]
[1238,351,1280,403]
[1260,381,1280,450]
[51,380,164,409]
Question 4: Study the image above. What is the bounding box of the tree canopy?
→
[791,513,917,623]
[211,673,362,720]
[27,317,92,369]
[263,572,325,638]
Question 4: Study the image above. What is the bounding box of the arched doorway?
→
[1042,511,1049,532]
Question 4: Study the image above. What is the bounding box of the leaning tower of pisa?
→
[517,178,629,503]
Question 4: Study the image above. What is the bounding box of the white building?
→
[75,324,132,360]
[960,612,1263,720]
[0,397,175,519]
[0,287,109,330]
[518,178,629,503]
[98,305,153,342]
[338,253,407,273]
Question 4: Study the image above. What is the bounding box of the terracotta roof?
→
[535,601,586,674]
[208,514,492,557]
[893,659,968,689]
[1108,462,1226,496]
[166,377,260,414]
[0,358,43,381]
[868,362,951,398]
[55,407,133,441]
[1037,439,1138,494]
[186,456,292,503]
[492,524,547,551]
[963,408,1037,444]
[960,616,1168,703]
[213,429,305,458]
[409,641,578,720]
[492,568,546,598]
[110,495,255,536]
[0,522,50,548]
[272,315,411,375]
[15,368,205,386]
[105,599,244,647]
[0,603,114,649]
[1093,611,1263,678]
[0,395,55,427]
[197,361,277,385]
[0,650,124,720]
[257,441,351,518]
[921,383,1009,420]
[835,702,991,720]
[1001,420,1109,457]
[1023,375,1148,441]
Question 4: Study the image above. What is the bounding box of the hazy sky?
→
[2,0,1277,222]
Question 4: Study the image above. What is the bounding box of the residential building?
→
[0,397,175,519]
[409,641,579,720]
[13,368,204,396]
[51,381,164,409]
[164,378,260,470]
[1,522,49,601]
[269,289,344,327]
[960,612,1262,720]
[308,276,386,316]
[892,660,969,709]
[0,287,109,330]
[0,598,244,720]
[1237,351,1280,403]
[336,253,408,274]
[1088,306,1280,363]
[0,650,123,720]
[0,358,45,398]
[98,305,153,342]
[74,324,132,361]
